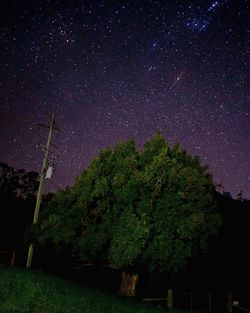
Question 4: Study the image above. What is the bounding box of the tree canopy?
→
[38,133,220,273]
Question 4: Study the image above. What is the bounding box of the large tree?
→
[38,133,220,293]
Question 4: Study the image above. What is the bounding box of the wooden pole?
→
[167,289,173,309]
[227,292,233,313]
[190,292,193,310]
[10,250,16,266]
[209,292,212,312]
[26,113,55,269]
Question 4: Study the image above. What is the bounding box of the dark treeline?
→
[0,161,250,306]
[177,192,250,289]
[178,192,250,310]
[0,162,39,264]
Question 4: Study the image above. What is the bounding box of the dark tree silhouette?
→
[0,162,39,265]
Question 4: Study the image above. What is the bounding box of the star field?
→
[0,0,249,198]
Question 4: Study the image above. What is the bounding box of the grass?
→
[0,266,196,313]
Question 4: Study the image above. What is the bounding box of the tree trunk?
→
[119,272,139,296]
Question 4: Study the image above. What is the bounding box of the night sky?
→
[0,0,249,198]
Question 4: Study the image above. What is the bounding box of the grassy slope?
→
[0,267,195,313]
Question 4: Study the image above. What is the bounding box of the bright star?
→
[170,69,187,90]
[187,18,209,32]
[208,1,220,12]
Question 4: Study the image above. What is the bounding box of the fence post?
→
[167,289,173,309]
[10,250,16,266]
[227,292,233,313]
[209,293,212,312]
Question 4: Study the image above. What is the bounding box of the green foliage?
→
[38,133,220,273]
[40,188,81,247]
[0,267,192,313]
[109,209,150,267]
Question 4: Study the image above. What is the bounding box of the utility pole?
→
[26,113,56,269]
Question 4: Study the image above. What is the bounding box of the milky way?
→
[0,1,249,198]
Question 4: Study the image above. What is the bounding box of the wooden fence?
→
[143,289,239,312]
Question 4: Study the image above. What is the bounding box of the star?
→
[187,18,209,32]
[170,70,187,90]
